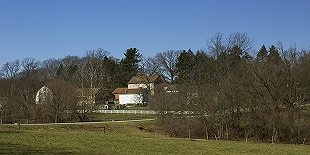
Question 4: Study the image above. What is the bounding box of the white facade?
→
[35,86,53,104]
[128,83,148,89]
[119,94,143,105]
[128,83,155,95]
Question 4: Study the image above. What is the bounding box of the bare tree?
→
[151,50,180,83]
[78,49,109,88]
[1,60,21,78]
[43,79,79,123]
[21,57,39,77]
[207,33,227,58]
[40,58,61,80]
[227,32,254,53]
[207,32,254,58]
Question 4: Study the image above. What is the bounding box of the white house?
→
[112,88,147,105]
[112,75,166,105]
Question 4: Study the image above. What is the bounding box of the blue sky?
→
[0,0,309,65]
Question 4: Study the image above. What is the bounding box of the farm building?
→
[112,75,165,105]
[112,87,148,105]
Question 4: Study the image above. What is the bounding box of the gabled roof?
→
[112,88,146,95]
[112,87,128,94]
[128,75,162,84]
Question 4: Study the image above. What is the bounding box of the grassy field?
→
[0,121,309,155]
[91,113,156,122]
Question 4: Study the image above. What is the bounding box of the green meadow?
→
[0,120,309,155]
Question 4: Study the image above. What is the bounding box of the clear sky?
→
[0,0,309,65]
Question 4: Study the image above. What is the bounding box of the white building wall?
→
[128,83,155,95]
[128,84,148,89]
[119,94,143,105]
[35,86,53,104]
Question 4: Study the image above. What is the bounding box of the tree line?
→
[150,33,310,144]
[0,32,310,144]
[0,48,142,123]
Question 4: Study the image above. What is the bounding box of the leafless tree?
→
[150,50,180,83]
[43,79,79,123]
[207,33,227,58]
[227,32,254,53]
[21,58,39,73]
[1,60,21,78]
[75,48,110,88]
[40,58,61,80]
[207,32,254,58]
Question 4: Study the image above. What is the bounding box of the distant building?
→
[127,75,165,95]
[112,75,166,105]
[35,86,53,105]
[164,85,179,93]
[112,87,148,105]
[35,86,108,108]
[77,88,103,106]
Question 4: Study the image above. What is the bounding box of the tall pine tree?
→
[118,48,142,86]
[175,49,195,84]
[257,45,268,62]
[268,45,282,64]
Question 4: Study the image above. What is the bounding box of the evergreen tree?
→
[256,45,268,62]
[268,45,282,64]
[194,50,215,85]
[228,45,243,64]
[118,48,142,86]
[175,49,195,83]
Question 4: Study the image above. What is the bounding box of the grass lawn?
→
[91,113,156,122]
[0,121,309,155]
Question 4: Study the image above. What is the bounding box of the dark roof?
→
[128,75,162,84]
[112,88,127,94]
[165,85,178,91]
[112,88,146,95]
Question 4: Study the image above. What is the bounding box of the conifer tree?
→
[257,45,268,62]
[118,48,142,86]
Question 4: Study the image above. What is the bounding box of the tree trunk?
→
[55,115,58,123]
[205,126,209,140]
[302,137,306,145]
[226,123,229,140]
[272,127,276,144]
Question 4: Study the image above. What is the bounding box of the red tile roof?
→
[112,88,146,94]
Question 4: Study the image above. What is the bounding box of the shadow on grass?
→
[0,142,76,154]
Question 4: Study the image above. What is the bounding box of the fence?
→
[93,110,157,115]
